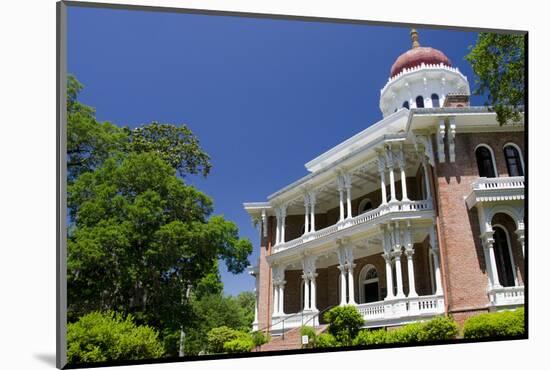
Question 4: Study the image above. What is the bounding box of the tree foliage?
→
[323,305,364,346]
[465,33,525,125]
[67,311,164,364]
[66,75,253,359]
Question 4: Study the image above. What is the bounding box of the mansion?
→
[244,30,525,337]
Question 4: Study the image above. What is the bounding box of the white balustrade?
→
[472,176,524,190]
[273,200,433,253]
[489,286,524,307]
[356,294,444,324]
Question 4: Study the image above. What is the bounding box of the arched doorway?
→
[359,265,379,303]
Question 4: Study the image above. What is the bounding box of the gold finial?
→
[410,28,420,48]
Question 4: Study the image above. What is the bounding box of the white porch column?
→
[429,225,444,295]
[405,249,418,297]
[398,147,409,201]
[388,163,397,202]
[421,156,432,200]
[516,226,525,257]
[303,275,310,311]
[347,263,357,305]
[303,194,310,234]
[482,233,501,288]
[254,290,259,323]
[273,283,280,315]
[393,249,405,298]
[383,253,394,300]
[280,206,287,244]
[338,176,345,222]
[310,274,318,311]
[309,192,316,232]
[338,265,347,305]
[275,209,281,245]
[279,283,285,315]
[378,157,388,205]
[344,174,353,219]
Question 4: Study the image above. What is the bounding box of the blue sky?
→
[67,6,482,296]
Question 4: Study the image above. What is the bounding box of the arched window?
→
[475,145,497,178]
[503,144,524,176]
[359,265,379,303]
[492,225,517,287]
[416,95,425,108]
[431,93,440,108]
[402,101,409,109]
[357,198,373,214]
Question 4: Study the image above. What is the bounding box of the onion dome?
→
[389,29,452,78]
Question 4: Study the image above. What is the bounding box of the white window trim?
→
[475,143,499,177]
[358,264,379,303]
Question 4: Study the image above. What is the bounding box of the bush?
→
[323,306,364,346]
[67,311,164,364]
[353,329,388,346]
[223,334,255,353]
[418,316,459,341]
[316,333,340,348]
[386,322,424,344]
[251,330,270,347]
[463,308,525,339]
[206,326,240,353]
[300,326,317,348]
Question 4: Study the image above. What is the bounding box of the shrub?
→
[206,326,240,353]
[386,322,424,344]
[418,316,459,341]
[300,326,317,348]
[353,329,388,346]
[323,306,364,346]
[251,330,270,347]
[223,336,255,353]
[67,311,164,364]
[463,308,525,339]
[316,333,339,348]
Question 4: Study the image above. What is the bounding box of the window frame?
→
[503,143,524,177]
[474,144,498,178]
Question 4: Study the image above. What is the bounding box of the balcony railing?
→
[489,285,524,307]
[466,176,524,209]
[273,199,433,254]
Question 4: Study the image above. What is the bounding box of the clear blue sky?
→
[67,6,482,296]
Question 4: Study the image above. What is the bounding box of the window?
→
[493,225,516,287]
[359,265,379,303]
[402,101,409,109]
[475,145,497,178]
[358,198,373,214]
[431,93,440,108]
[416,95,424,108]
[503,144,524,176]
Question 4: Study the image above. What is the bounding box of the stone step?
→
[257,325,328,352]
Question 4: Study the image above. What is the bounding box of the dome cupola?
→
[379,29,470,117]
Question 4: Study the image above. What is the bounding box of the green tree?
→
[67,311,164,364]
[323,305,364,346]
[465,33,525,125]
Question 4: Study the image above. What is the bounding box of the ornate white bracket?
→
[416,134,435,167]
[436,120,446,163]
[448,118,456,163]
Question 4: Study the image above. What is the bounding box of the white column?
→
[399,159,409,201]
[280,207,286,244]
[275,210,281,245]
[393,250,405,298]
[484,237,502,288]
[303,195,310,234]
[383,253,395,300]
[339,265,347,305]
[516,227,525,257]
[421,157,432,200]
[389,165,397,202]
[310,274,317,311]
[344,174,353,219]
[431,249,444,295]
[405,249,417,297]
[347,264,356,305]
[279,283,285,315]
[338,188,345,222]
[429,225,444,295]
[303,276,310,311]
[273,283,280,315]
[379,170,387,205]
[309,192,316,232]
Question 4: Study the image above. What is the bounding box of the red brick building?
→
[244,30,525,335]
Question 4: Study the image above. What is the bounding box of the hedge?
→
[463,308,525,339]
